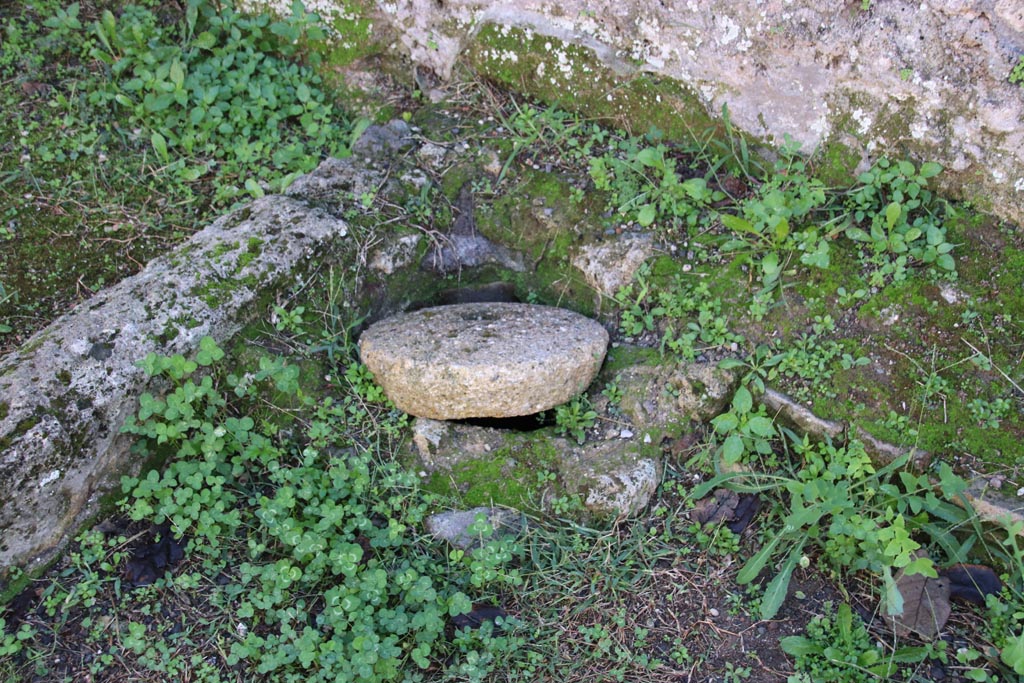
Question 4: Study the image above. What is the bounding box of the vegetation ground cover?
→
[2,1,1024,682]
[0,0,359,352]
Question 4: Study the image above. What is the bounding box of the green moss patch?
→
[467,25,723,141]
[421,433,562,511]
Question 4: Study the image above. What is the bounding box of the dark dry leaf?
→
[20,81,51,97]
[942,563,1002,605]
[451,605,508,632]
[691,488,738,525]
[726,493,762,533]
[884,566,951,640]
[691,488,761,532]
[124,523,187,587]
[669,431,702,458]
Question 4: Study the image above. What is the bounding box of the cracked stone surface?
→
[245,0,1024,227]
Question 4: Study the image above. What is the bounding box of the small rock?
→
[480,148,502,176]
[351,119,413,157]
[939,283,965,304]
[561,440,661,517]
[417,141,449,166]
[709,608,720,617]
[359,303,609,419]
[617,365,677,430]
[411,417,451,461]
[424,507,525,550]
[369,234,421,275]
[571,234,655,303]
[421,182,526,275]
[618,361,738,431]
[674,363,740,422]
[409,417,508,472]
[619,429,634,439]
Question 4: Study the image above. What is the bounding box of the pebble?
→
[619,429,634,439]
[709,608,720,617]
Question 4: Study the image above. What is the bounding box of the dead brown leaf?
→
[884,557,952,640]
[691,489,739,525]
[691,488,760,533]
[943,563,1002,605]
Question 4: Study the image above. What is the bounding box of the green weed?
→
[554,394,598,445]
[987,589,1024,678]
[967,397,1014,429]
[718,137,832,288]
[86,0,355,203]
[688,522,741,557]
[709,385,778,466]
[696,431,977,621]
[1010,56,1024,86]
[614,264,744,360]
[782,602,899,681]
[589,140,723,230]
[842,158,955,281]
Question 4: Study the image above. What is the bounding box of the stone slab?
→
[0,161,369,574]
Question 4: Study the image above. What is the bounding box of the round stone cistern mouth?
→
[357,299,609,423]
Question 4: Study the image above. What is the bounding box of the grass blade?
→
[736,532,784,585]
[759,538,806,620]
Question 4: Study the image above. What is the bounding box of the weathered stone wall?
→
[261,0,1024,225]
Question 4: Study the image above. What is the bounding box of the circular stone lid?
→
[357,303,609,419]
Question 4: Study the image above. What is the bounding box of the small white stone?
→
[709,608,720,617]
[38,470,61,488]
[619,429,634,439]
